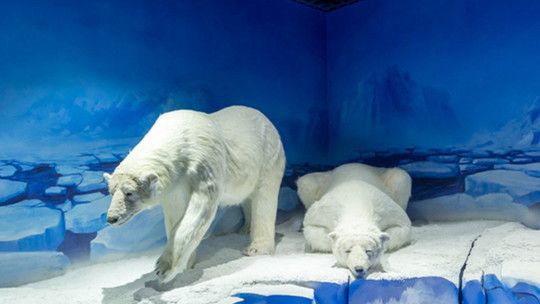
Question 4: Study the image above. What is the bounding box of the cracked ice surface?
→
[463,222,540,284]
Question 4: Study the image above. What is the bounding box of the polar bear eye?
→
[345,249,352,254]
[125,192,133,197]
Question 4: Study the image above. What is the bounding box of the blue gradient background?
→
[327,0,540,161]
[0,0,327,163]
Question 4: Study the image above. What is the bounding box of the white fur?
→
[106,106,285,283]
[297,163,411,210]
[298,163,412,276]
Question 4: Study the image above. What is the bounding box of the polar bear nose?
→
[107,216,119,224]
[354,267,365,276]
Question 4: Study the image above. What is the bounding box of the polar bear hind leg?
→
[383,225,411,252]
[381,168,412,210]
[243,169,282,256]
[303,225,332,252]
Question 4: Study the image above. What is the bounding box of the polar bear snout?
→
[106,215,119,224]
[353,267,365,277]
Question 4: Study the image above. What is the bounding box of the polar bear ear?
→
[328,232,338,241]
[103,173,112,182]
[140,172,159,194]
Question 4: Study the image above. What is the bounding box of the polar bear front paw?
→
[155,252,174,281]
[243,242,274,256]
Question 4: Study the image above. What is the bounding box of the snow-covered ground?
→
[1,214,539,304]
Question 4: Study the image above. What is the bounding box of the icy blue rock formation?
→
[278,187,300,211]
[400,161,459,178]
[0,205,65,251]
[0,179,26,205]
[90,206,166,261]
[0,251,70,287]
[465,170,540,206]
[65,195,111,233]
[0,165,17,177]
[72,192,105,204]
[462,280,486,304]
[76,171,106,193]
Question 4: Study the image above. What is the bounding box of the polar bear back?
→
[304,180,410,233]
[116,106,285,206]
[297,163,411,211]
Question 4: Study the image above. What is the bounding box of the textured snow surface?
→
[1,217,539,304]
[0,251,70,287]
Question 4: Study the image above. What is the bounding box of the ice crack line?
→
[458,234,482,304]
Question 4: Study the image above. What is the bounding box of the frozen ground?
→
[1,214,539,304]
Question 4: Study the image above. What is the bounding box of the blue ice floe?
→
[400,161,459,178]
[460,164,490,175]
[0,251,70,287]
[65,195,111,233]
[494,162,540,178]
[76,171,106,193]
[309,277,457,304]
[57,174,83,187]
[0,165,17,177]
[45,186,67,197]
[427,155,459,163]
[94,152,120,163]
[0,205,64,251]
[278,187,300,211]
[55,165,84,175]
[472,158,510,166]
[0,179,26,205]
[465,170,540,206]
[72,192,106,204]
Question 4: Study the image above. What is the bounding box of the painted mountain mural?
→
[331,66,461,155]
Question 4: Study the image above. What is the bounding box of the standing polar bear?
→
[297,163,412,277]
[104,106,285,283]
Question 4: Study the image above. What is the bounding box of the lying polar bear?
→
[297,163,412,277]
[104,106,285,283]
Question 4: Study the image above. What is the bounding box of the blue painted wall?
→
[0,0,327,163]
[327,0,540,161]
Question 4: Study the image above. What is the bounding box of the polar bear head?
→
[329,228,389,277]
[103,172,159,225]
